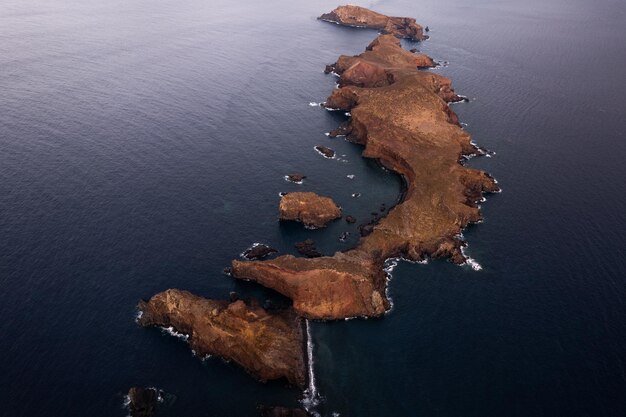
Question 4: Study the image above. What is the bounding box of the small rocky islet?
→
[133,5,498,416]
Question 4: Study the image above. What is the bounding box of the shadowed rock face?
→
[137,289,306,387]
[231,31,498,320]
[279,192,342,228]
[127,387,160,417]
[319,5,427,41]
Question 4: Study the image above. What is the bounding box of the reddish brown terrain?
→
[231,33,498,320]
[279,191,342,228]
[319,5,427,41]
[137,289,306,387]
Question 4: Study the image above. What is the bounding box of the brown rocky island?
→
[137,289,306,387]
[136,6,498,413]
[230,16,498,320]
[319,5,428,41]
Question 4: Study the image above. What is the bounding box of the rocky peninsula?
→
[231,32,498,320]
[319,5,428,41]
[137,289,306,387]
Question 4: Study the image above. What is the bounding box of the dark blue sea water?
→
[1,0,625,416]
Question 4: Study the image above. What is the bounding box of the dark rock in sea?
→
[380,204,387,212]
[258,405,310,417]
[314,145,335,158]
[339,231,350,242]
[345,215,356,224]
[425,26,430,32]
[371,212,379,216]
[324,64,335,74]
[242,243,278,260]
[294,239,322,258]
[223,267,232,276]
[286,173,306,183]
[127,387,161,417]
[351,193,361,198]
[328,122,352,137]
[229,291,239,302]
[409,48,418,53]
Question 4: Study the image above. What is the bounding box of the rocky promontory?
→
[279,192,342,228]
[137,289,306,387]
[319,5,427,41]
[231,31,498,320]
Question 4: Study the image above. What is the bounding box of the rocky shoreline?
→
[133,5,498,415]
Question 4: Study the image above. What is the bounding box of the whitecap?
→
[346,174,355,179]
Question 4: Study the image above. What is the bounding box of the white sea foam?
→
[134,310,143,323]
[324,132,330,136]
[161,326,189,341]
[309,102,320,107]
[344,112,351,116]
[301,320,322,415]
[346,174,355,179]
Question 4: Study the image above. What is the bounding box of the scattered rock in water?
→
[242,243,278,260]
[314,145,335,158]
[351,192,361,198]
[339,231,351,242]
[294,239,322,258]
[425,26,430,32]
[229,291,239,302]
[380,204,387,212]
[223,267,232,276]
[279,192,342,228]
[286,173,306,183]
[409,48,418,53]
[345,215,357,224]
[324,64,335,74]
[127,387,162,417]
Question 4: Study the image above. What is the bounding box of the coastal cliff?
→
[231,33,498,320]
[319,5,427,41]
[137,289,306,387]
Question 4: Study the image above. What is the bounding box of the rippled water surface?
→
[1,0,625,416]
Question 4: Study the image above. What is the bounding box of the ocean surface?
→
[1,0,625,416]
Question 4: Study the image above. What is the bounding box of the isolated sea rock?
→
[294,239,322,258]
[314,145,335,158]
[319,5,427,41]
[127,387,161,417]
[279,192,342,228]
[137,289,306,387]
[242,243,278,260]
[286,173,306,183]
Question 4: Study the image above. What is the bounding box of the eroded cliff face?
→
[137,289,306,387]
[319,5,427,41]
[231,34,498,320]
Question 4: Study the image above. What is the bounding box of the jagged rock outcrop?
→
[137,289,306,387]
[126,387,162,417]
[231,31,498,320]
[279,192,342,228]
[319,5,427,41]
[242,243,278,260]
